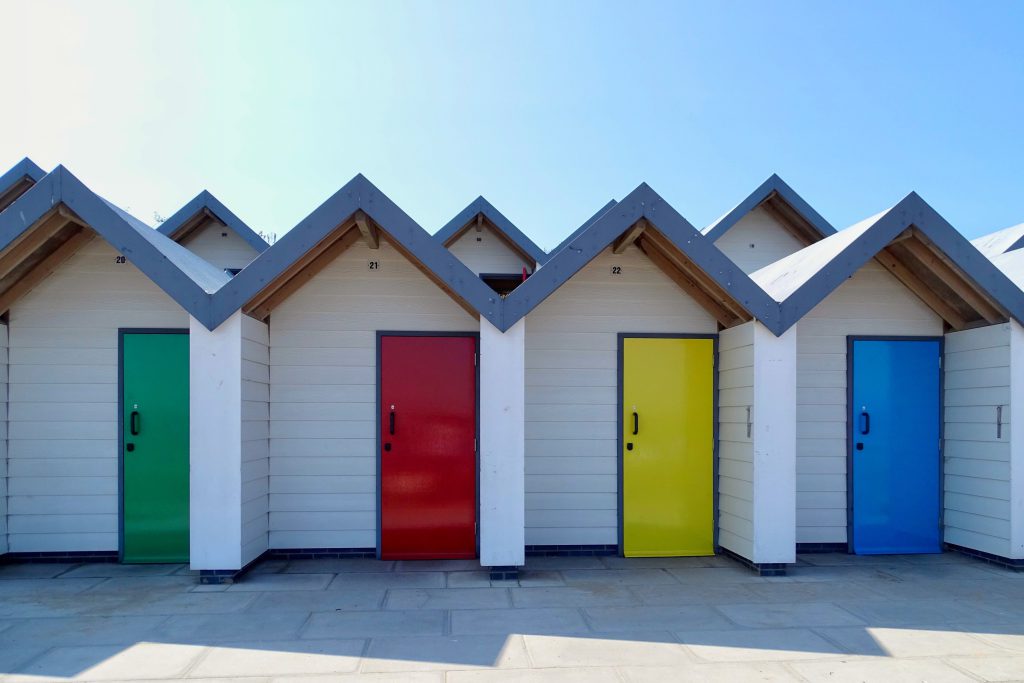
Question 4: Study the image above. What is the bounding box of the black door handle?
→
[632,412,639,436]
[859,411,870,435]
[130,410,140,436]
[389,410,395,436]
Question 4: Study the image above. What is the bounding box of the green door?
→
[122,332,189,563]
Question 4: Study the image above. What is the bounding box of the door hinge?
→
[474,437,478,452]
[474,353,478,366]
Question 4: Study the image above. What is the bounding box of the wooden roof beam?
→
[637,236,739,327]
[354,210,379,250]
[0,212,72,282]
[875,247,968,330]
[901,234,1005,324]
[612,219,647,254]
[0,228,95,315]
[760,196,818,246]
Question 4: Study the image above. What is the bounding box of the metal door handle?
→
[130,411,140,436]
[389,410,395,435]
[859,411,870,435]
[632,412,639,436]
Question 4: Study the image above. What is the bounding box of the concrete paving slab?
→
[1,614,169,646]
[285,559,394,574]
[522,556,606,571]
[9,642,206,680]
[834,598,1019,627]
[362,634,530,672]
[858,577,1024,601]
[599,556,725,569]
[790,657,977,682]
[797,553,908,567]
[0,594,101,618]
[743,580,888,603]
[0,562,79,579]
[384,588,511,610]
[247,559,290,574]
[970,627,1024,652]
[153,612,311,643]
[302,609,446,639]
[0,577,103,596]
[84,575,204,595]
[76,592,260,617]
[629,583,764,606]
[451,607,590,636]
[818,626,1004,657]
[510,585,637,608]
[515,570,565,587]
[583,605,734,632]
[394,559,482,572]
[246,589,386,614]
[274,674,441,683]
[59,563,184,578]
[667,567,772,584]
[675,628,846,661]
[781,565,903,583]
[328,571,446,589]
[716,602,867,628]
[227,573,334,592]
[616,662,798,682]
[521,632,689,668]
[188,639,364,677]
[446,571,494,588]
[447,669,620,683]
[561,568,677,586]
[0,644,50,676]
[880,563,1008,581]
[946,654,1024,681]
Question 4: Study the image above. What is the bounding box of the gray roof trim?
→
[971,223,1024,258]
[435,196,547,264]
[702,174,835,243]
[501,183,782,332]
[209,174,502,329]
[546,199,618,260]
[158,189,269,253]
[757,193,1024,333]
[0,158,47,211]
[0,167,229,325]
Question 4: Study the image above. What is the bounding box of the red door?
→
[380,335,477,559]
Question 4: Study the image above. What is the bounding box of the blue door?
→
[850,339,941,554]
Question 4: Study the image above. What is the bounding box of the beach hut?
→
[157,190,268,273]
[0,164,227,565]
[752,193,1024,564]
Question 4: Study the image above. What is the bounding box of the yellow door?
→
[622,336,714,556]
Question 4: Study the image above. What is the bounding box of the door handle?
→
[632,412,639,436]
[389,410,395,435]
[130,410,140,436]
[859,410,870,435]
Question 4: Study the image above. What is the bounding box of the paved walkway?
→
[0,552,1022,681]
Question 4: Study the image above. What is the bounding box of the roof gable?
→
[209,175,502,329]
[158,190,269,253]
[436,196,546,265]
[753,193,1024,333]
[703,174,835,246]
[0,158,46,213]
[502,183,780,331]
[0,167,229,324]
[972,223,1024,258]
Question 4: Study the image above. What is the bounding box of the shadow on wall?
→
[0,553,1022,677]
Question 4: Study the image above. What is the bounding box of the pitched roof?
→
[546,199,618,259]
[972,223,1024,258]
[158,189,269,253]
[501,183,781,331]
[752,193,1024,333]
[0,166,229,324]
[0,158,46,212]
[209,174,502,329]
[703,174,835,245]
[435,196,546,265]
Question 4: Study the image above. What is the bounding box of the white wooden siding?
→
[943,324,1012,556]
[796,260,943,544]
[6,240,187,552]
[267,239,476,549]
[241,315,270,564]
[717,322,754,559]
[712,206,808,275]
[0,324,7,554]
[524,245,718,546]
[447,224,534,275]
[179,222,260,272]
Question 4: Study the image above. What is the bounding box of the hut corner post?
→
[751,322,797,570]
[189,312,245,583]
[1011,320,1024,560]
[479,317,526,579]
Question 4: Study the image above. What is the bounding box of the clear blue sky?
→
[2,1,1022,249]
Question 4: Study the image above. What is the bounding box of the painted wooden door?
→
[851,339,941,554]
[122,332,190,563]
[622,337,714,556]
[380,335,477,559]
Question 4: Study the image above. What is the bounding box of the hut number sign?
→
[368,260,380,270]
[611,266,622,275]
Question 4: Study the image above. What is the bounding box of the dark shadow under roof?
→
[158,190,269,253]
[752,193,1024,333]
[703,174,835,246]
[435,196,547,265]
